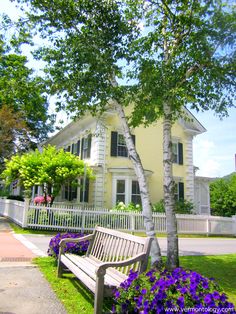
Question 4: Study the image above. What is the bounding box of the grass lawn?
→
[9,222,57,235]
[180,254,236,306]
[34,254,236,314]
[10,223,236,239]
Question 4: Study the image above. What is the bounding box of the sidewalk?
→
[0,216,67,314]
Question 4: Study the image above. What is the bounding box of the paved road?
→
[21,234,236,257]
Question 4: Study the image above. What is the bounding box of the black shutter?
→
[178,142,183,165]
[132,134,136,146]
[111,131,118,156]
[80,178,89,203]
[71,143,75,154]
[77,140,80,156]
[87,134,92,158]
[67,145,71,152]
[81,138,84,159]
[178,182,184,200]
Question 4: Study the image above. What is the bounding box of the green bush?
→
[111,202,141,212]
[210,175,236,217]
[152,199,194,214]
[7,195,24,201]
[152,200,165,213]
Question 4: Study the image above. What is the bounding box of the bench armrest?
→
[96,252,147,276]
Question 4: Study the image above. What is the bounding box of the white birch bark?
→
[111,99,162,265]
[163,105,179,269]
[162,12,179,269]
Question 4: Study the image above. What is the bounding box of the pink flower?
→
[34,195,52,204]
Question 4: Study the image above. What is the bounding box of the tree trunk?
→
[112,99,162,266]
[163,104,179,270]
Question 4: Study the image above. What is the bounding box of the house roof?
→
[44,106,206,146]
[178,107,206,135]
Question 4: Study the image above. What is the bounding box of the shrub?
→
[113,268,236,313]
[7,195,24,201]
[34,195,52,205]
[152,200,165,213]
[112,202,141,212]
[152,199,194,214]
[47,232,90,258]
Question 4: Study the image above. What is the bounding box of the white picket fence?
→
[0,198,236,235]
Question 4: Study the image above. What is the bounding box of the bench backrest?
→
[86,226,152,275]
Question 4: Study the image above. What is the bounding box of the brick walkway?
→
[0,217,35,263]
[0,216,67,314]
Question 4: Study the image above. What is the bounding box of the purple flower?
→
[47,232,89,258]
[204,293,212,304]
[180,287,188,294]
[112,267,236,314]
[177,296,185,308]
[212,291,220,300]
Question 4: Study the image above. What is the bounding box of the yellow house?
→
[44,107,209,214]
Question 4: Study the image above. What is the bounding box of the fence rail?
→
[1,198,236,236]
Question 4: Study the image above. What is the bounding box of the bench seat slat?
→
[64,254,127,287]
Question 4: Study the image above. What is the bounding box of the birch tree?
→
[13,0,162,265]
[126,0,236,269]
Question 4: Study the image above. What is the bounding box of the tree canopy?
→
[210,173,236,217]
[0,27,55,163]
[1,145,94,204]
[0,104,29,167]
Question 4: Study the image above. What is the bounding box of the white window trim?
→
[112,175,140,206]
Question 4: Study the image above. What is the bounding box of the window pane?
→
[117,180,125,193]
[117,145,128,157]
[131,195,141,205]
[116,194,125,204]
[118,134,126,145]
[117,133,128,157]
[132,181,140,194]
[172,143,178,163]
[131,180,141,205]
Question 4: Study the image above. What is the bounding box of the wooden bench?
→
[58,226,153,314]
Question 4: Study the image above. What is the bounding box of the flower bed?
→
[47,232,89,258]
[113,267,236,313]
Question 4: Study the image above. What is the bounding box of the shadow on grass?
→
[63,272,114,313]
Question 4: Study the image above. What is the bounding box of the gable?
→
[178,108,206,135]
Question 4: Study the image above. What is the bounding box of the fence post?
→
[232,215,236,236]
[81,210,85,232]
[130,213,135,234]
[22,198,30,228]
[206,216,210,236]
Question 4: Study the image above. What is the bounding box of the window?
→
[81,135,91,159]
[116,180,126,203]
[80,178,90,203]
[174,182,184,201]
[113,177,141,206]
[117,134,128,157]
[172,142,183,165]
[131,180,141,205]
[110,131,135,157]
[64,182,78,201]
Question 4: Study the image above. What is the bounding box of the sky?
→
[1,0,236,178]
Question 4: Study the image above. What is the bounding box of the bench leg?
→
[57,259,64,278]
[94,273,105,314]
